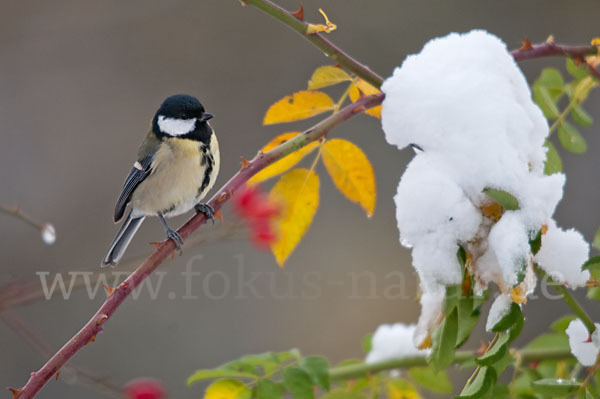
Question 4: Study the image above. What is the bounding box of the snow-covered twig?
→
[0,204,55,245]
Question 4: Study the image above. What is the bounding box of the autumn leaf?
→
[388,379,422,399]
[269,169,319,266]
[306,9,337,34]
[348,79,382,118]
[308,65,351,90]
[249,133,319,183]
[264,90,335,125]
[205,379,251,399]
[321,139,376,217]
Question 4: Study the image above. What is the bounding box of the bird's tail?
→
[101,210,145,267]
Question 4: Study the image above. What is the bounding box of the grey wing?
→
[113,155,153,222]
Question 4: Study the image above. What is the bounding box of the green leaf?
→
[444,285,462,316]
[558,120,587,153]
[490,302,523,332]
[507,308,524,343]
[550,314,577,333]
[593,228,600,251]
[571,102,594,126]
[428,307,458,371]
[476,333,510,366]
[543,140,563,175]
[588,287,600,301]
[532,378,580,396]
[490,349,513,377]
[533,86,560,119]
[457,245,467,268]
[573,76,596,103]
[408,367,453,394]
[529,229,543,255]
[582,256,600,271]
[456,366,496,399]
[256,380,284,399]
[524,333,569,351]
[283,368,314,399]
[457,297,480,348]
[535,68,565,92]
[300,356,330,391]
[205,379,252,399]
[472,290,489,316]
[187,370,258,386]
[566,58,589,80]
[361,333,373,354]
[482,188,519,211]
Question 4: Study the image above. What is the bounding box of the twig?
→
[14,93,384,398]
[242,0,384,89]
[0,204,45,231]
[511,41,600,80]
[1,310,121,398]
[328,347,571,381]
[0,221,243,310]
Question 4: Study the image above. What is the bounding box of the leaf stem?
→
[535,266,596,334]
[329,347,571,381]
[242,0,384,89]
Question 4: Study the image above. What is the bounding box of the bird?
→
[101,94,220,267]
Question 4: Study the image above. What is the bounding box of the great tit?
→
[101,94,220,267]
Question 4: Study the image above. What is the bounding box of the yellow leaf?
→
[269,169,319,266]
[264,90,334,125]
[249,133,319,183]
[321,139,376,217]
[349,79,382,119]
[388,380,422,399]
[591,37,600,46]
[305,8,337,34]
[205,379,250,399]
[308,65,351,90]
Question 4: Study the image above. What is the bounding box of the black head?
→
[152,94,214,142]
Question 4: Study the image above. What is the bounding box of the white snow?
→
[566,319,600,366]
[41,223,56,245]
[535,221,590,288]
[486,293,513,331]
[414,289,445,348]
[378,29,591,345]
[366,323,429,364]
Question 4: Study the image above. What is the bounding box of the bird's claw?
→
[195,203,215,224]
[165,228,183,255]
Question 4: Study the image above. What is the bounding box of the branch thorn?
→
[102,284,115,298]
[240,156,251,169]
[291,3,304,20]
[8,387,23,399]
[519,36,533,51]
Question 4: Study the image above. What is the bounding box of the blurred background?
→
[1,0,599,397]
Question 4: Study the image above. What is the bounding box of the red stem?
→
[15,93,384,398]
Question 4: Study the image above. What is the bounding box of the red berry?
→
[124,378,167,399]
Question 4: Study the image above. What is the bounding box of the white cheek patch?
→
[157,115,197,136]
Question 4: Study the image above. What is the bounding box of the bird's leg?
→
[158,213,183,254]
[194,203,215,224]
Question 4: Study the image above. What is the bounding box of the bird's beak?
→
[200,112,214,122]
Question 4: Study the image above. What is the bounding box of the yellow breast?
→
[130,138,206,217]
